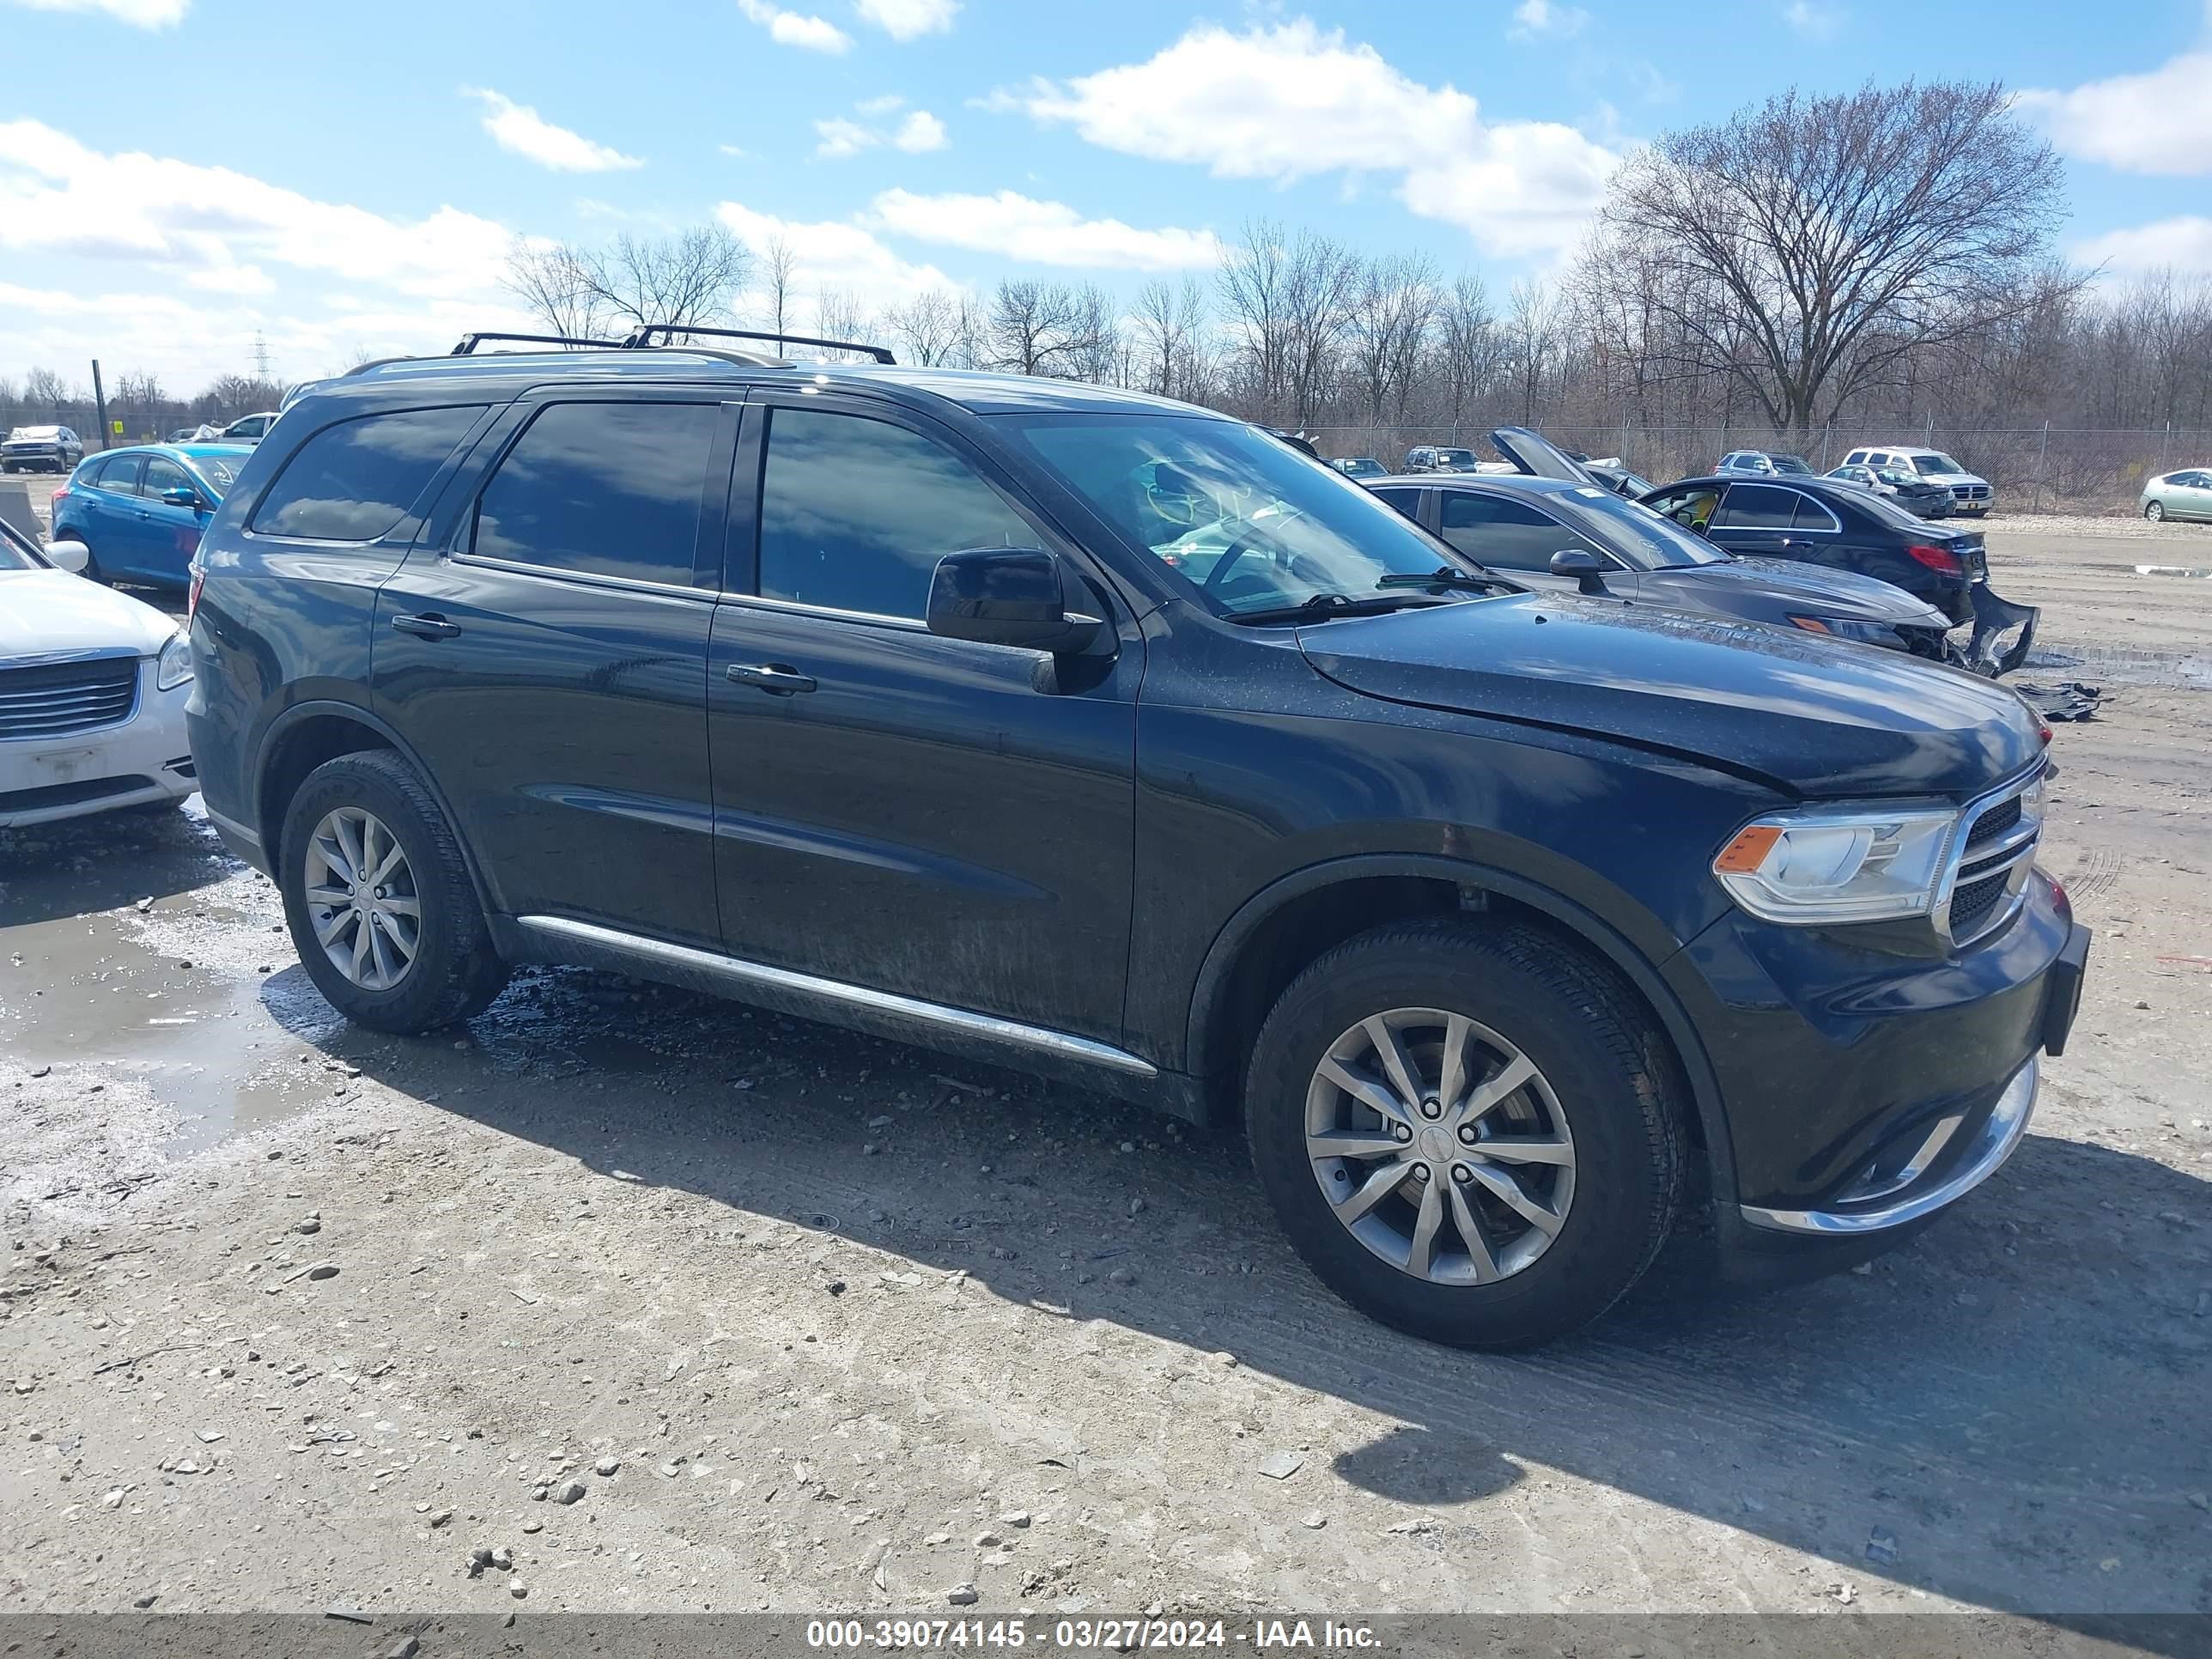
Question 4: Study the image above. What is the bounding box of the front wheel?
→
[1245,918,1685,1350]
[279,750,509,1033]
[2145,501,2165,522]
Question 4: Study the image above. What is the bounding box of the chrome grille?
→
[1941,769,2044,946]
[0,656,140,739]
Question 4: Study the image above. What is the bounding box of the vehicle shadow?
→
[269,965,2212,1630]
[0,799,234,927]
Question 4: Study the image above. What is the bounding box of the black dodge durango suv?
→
[185,333,2089,1349]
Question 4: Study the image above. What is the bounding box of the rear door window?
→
[1437,491,1583,571]
[95,456,144,496]
[472,402,719,588]
[1713,483,1796,530]
[1790,492,1840,532]
[754,406,1032,620]
[252,405,484,542]
[1370,486,1424,521]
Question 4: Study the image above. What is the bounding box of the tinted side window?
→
[473,402,717,587]
[1437,492,1583,572]
[1714,484,1796,530]
[97,456,144,496]
[1790,492,1840,531]
[253,405,483,542]
[143,456,191,497]
[1371,486,1423,521]
[756,408,1031,620]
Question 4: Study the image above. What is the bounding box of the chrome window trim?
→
[446,549,716,605]
[515,915,1157,1077]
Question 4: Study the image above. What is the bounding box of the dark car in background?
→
[1332,457,1390,479]
[1638,471,2035,672]
[184,331,2085,1351]
[1370,460,1959,663]
[1717,450,1814,477]
[1824,463,1954,519]
[1401,445,1484,473]
[1583,461,1656,498]
[49,442,250,588]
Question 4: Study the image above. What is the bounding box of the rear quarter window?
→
[250,405,485,542]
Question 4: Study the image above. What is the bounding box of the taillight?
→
[49,483,70,506]
[1905,543,1964,574]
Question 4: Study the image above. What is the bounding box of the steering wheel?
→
[1200,532,1265,596]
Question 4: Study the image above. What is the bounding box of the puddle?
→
[0,799,342,1151]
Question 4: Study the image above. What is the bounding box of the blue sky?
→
[3,0,2209,390]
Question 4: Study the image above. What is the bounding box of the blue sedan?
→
[48,443,252,588]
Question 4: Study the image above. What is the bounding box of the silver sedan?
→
[2141,468,2212,522]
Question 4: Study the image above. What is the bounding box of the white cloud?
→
[463,88,642,173]
[1007,20,1620,257]
[1510,0,1587,40]
[892,111,948,153]
[737,0,851,52]
[2018,27,2212,175]
[718,143,751,158]
[855,0,957,39]
[0,119,519,302]
[814,104,948,157]
[2074,216,2212,276]
[717,201,958,310]
[870,188,1218,270]
[1782,2,1843,40]
[2,0,186,27]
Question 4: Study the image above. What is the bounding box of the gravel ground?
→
[1,516,2208,1631]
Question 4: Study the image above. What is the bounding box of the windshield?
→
[1555,486,1727,568]
[1770,454,1812,473]
[1907,453,1966,476]
[188,455,240,493]
[1007,414,1484,617]
[0,518,44,571]
[1436,448,1478,467]
[10,426,59,441]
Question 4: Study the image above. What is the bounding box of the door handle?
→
[390,612,463,640]
[726,662,817,696]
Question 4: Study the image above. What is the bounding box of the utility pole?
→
[2031,421,2049,514]
[90,360,110,453]
[252,331,272,379]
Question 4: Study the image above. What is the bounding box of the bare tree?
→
[985,281,1102,378]
[884,289,964,365]
[1350,253,1439,422]
[23,367,72,412]
[1132,276,1210,400]
[1584,80,2073,440]
[1217,219,1295,420]
[1504,280,1565,425]
[813,289,878,356]
[758,235,799,341]
[504,226,751,341]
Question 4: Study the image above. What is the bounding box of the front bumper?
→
[1668,872,2087,1265]
[0,672,197,827]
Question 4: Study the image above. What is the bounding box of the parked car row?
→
[149,328,2085,1352]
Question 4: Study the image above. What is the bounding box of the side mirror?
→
[159,486,204,509]
[45,539,90,575]
[927,549,1103,653]
[1548,548,1610,595]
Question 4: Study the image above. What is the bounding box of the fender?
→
[1183,852,1737,1210]
[250,696,502,920]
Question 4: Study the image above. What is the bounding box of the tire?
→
[1244,917,1685,1350]
[278,750,509,1034]
[2145,501,2164,522]
[68,534,105,584]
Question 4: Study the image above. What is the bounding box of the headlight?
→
[1714,804,1960,924]
[1790,614,1900,646]
[155,631,193,691]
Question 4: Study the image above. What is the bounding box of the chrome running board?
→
[513,914,1158,1079]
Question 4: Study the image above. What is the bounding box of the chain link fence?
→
[1297,422,2212,514]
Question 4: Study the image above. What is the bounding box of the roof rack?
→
[451,331,624,356]
[622,324,896,365]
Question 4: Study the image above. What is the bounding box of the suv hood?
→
[1680,556,1948,626]
[1297,592,2041,799]
[1491,425,1600,485]
[0,568,177,660]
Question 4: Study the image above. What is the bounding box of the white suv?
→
[1843,446,1993,515]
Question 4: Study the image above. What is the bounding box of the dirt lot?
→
[2,505,2209,1631]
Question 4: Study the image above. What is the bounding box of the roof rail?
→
[623,324,896,365]
[451,331,623,356]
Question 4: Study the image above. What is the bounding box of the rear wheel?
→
[2145,501,2165,522]
[1245,918,1685,1350]
[70,535,106,583]
[278,750,508,1033]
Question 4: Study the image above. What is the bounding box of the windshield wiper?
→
[1375,566,1502,591]
[1227,591,1455,627]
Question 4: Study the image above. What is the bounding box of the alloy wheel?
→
[303,805,421,991]
[1304,1007,1575,1285]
